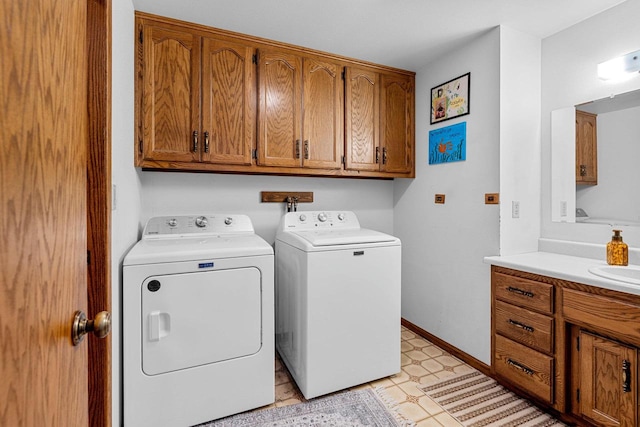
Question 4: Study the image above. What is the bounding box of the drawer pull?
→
[507,358,534,376]
[622,359,631,393]
[507,286,534,298]
[508,319,534,333]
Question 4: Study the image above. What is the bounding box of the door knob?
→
[72,310,111,346]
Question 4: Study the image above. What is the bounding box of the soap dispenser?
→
[607,229,628,266]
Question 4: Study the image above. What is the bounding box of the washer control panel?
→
[281,211,359,231]
[142,214,253,238]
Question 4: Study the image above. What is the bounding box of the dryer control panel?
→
[142,214,255,239]
[280,211,360,231]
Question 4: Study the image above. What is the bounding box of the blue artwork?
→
[428,122,466,165]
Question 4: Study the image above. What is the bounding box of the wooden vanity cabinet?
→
[344,67,414,175]
[137,19,255,167]
[491,266,640,426]
[576,110,598,185]
[257,49,343,170]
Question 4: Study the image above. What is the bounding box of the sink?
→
[588,265,640,285]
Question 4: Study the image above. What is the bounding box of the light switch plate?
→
[435,194,445,204]
[485,193,499,204]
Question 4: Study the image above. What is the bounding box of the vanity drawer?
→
[493,272,553,314]
[494,335,554,404]
[495,300,554,354]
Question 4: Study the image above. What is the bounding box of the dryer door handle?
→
[148,311,171,342]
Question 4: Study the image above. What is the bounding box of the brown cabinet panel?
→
[495,300,553,354]
[344,67,379,172]
[257,49,302,168]
[493,272,553,314]
[494,335,554,404]
[201,38,255,165]
[380,73,414,174]
[141,23,200,163]
[578,331,637,426]
[576,110,598,185]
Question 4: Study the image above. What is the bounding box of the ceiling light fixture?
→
[598,49,640,81]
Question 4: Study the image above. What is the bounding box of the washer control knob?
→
[317,212,327,222]
[195,216,208,228]
[337,213,345,221]
[167,218,178,227]
[299,214,307,222]
[224,217,233,225]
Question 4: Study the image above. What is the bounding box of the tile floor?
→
[266,325,472,426]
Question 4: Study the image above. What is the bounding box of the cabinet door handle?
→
[192,130,198,152]
[622,359,631,393]
[295,140,301,159]
[204,131,209,153]
[375,147,380,164]
[303,140,309,160]
[508,319,534,333]
[580,164,587,176]
[382,147,388,164]
[507,286,534,298]
[507,358,534,376]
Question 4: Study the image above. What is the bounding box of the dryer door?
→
[141,268,262,375]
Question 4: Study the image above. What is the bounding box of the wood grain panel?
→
[495,300,554,354]
[576,110,597,185]
[202,38,255,165]
[1,0,89,424]
[258,50,301,167]
[345,67,379,171]
[579,331,637,426]
[302,58,343,169]
[380,73,413,174]
[494,271,554,314]
[142,24,200,162]
[494,335,554,404]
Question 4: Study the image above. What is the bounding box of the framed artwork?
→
[430,73,470,124]
[429,122,466,165]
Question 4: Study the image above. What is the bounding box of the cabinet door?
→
[201,38,255,165]
[301,58,343,169]
[257,49,302,167]
[578,331,637,426]
[576,110,597,185]
[141,23,200,163]
[380,73,414,174]
[344,67,380,172]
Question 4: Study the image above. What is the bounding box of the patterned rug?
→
[196,388,414,427]
[420,371,566,427]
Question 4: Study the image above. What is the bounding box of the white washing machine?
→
[275,211,401,399]
[123,214,274,427]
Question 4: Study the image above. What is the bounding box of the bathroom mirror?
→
[551,88,640,226]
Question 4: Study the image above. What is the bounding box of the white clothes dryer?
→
[275,211,401,399]
[123,214,274,427]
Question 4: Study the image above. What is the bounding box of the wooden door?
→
[380,73,414,174]
[578,331,637,426]
[140,22,201,163]
[575,110,598,185]
[301,58,343,169]
[344,66,380,172]
[1,0,90,425]
[257,49,302,168]
[201,37,255,165]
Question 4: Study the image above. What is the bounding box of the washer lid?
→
[293,228,397,246]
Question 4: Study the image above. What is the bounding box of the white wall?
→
[394,28,501,365]
[111,1,140,425]
[575,106,640,224]
[541,0,640,246]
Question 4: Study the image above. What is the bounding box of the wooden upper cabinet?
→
[345,67,380,172]
[380,73,414,174]
[201,38,255,165]
[257,49,343,169]
[345,67,414,176]
[140,23,201,163]
[576,110,597,185]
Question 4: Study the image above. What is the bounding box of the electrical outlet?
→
[435,194,445,204]
[485,193,499,204]
[512,201,520,218]
[560,200,567,217]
